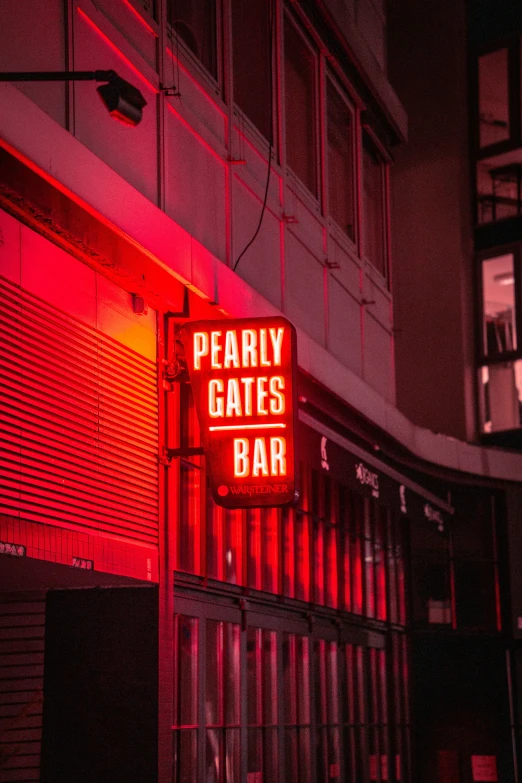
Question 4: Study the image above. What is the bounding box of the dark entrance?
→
[411,635,515,783]
[40,586,158,783]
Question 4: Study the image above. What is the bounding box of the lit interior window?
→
[482,253,517,356]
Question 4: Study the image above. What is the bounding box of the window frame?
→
[361,125,391,283]
[282,9,322,202]
[172,593,409,783]
[474,39,522,160]
[325,73,358,248]
[165,0,224,99]
[475,245,522,434]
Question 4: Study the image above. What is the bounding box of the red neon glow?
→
[233,436,287,478]
[184,317,297,508]
[121,0,156,34]
[194,328,285,370]
[209,423,286,431]
[77,8,157,93]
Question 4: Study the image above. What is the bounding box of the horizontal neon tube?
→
[208,423,286,431]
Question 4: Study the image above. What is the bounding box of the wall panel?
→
[232,177,282,309]
[165,107,227,262]
[285,232,325,346]
[73,7,159,205]
[328,275,362,375]
[363,310,394,402]
[0,0,66,127]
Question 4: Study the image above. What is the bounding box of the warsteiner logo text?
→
[355,462,380,498]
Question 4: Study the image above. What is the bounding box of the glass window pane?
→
[247,628,261,726]
[224,623,241,725]
[375,508,387,622]
[296,512,311,601]
[247,509,262,589]
[262,508,279,592]
[314,519,325,605]
[206,620,221,726]
[363,135,386,276]
[480,360,522,432]
[297,635,311,724]
[328,80,355,240]
[178,463,201,574]
[232,0,272,140]
[454,561,497,630]
[285,19,317,195]
[173,729,197,783]
[478,160,522,224]
[479,49,509,148]
[262,630,278,726]
[180,383,200,450]
[482,254,517,356]
[225,509,243,584]
[167,0,217,79]
[283,507,296,598]
[175,615,198,726]
[207,493,222,580]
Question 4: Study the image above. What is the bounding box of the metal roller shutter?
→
[0,591,45,783]
[0,275,159,546]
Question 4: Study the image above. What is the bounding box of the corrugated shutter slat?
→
[0,276,159,546]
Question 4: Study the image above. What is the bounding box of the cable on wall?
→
[233,0,275,273]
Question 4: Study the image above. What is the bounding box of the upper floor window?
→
[167,0,217,80]
[327,78,356,242]
[363,133,387,277]
[478,48,510,149]
[478,249,522,436]
[284,17,318,197]
[474,41,522,226]
[232,0,273,141]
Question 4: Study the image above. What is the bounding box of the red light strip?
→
[208,423,286,432]
[77,7,157,92]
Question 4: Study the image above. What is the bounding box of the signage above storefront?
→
[183,317,298,508]
[299,420,452,529]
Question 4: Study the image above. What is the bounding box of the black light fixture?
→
[0,70,147,126]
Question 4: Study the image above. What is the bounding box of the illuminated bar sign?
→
[183,317,298,508]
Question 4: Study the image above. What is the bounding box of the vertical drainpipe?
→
[157,313,175,783]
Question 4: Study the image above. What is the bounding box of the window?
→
[247,628,278,781]
[474,42,522,225]
[452,488,500,632]
[327,79,355,241]
[177,384,203,574]
[284,18,318,196]
[283,632,312,782]
[479,251,522,434]
[173,614,198,783]
[314,639,341,780]
[478,49,510,149]
[232,0,273,140]
[172,601,412,782]
[482,254,517,357]
[167,0,217,79]
[363,134,387,277]
[205,620,241,781]
[410,519,452,626]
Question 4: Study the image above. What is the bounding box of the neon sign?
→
[183,317,298,508]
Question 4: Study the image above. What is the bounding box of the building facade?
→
[0,1,522,782]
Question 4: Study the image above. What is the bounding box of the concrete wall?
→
[388,0,476,441]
